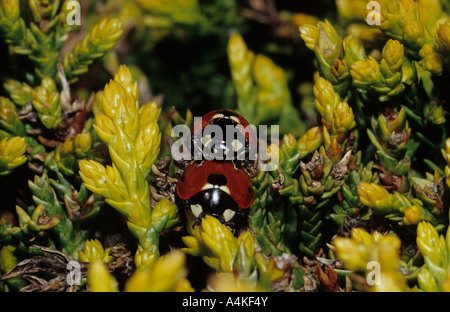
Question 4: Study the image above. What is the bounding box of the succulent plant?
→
[1,0,450,294]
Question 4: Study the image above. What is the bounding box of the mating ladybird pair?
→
[175,110,256,231]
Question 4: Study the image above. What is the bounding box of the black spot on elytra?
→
[207,174,227,186]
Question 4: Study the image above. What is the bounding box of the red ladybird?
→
[176,160,254,228]
[189,109,257,175]
[191,109,256,162]
[191,109,256,147]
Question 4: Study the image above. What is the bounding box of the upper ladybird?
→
[189,109,257,163]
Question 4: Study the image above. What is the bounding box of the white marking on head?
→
[232,139,243,152]
[212,113,225,119]
[201,183,214,190]
[201,134,212,147]
[219,185,230,195]
[230,116,240,123]
[191,204,203,218]
[222,209,236,222]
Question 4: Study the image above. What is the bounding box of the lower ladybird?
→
[175,160,254,232]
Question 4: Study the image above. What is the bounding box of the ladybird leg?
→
[194,212,206,226]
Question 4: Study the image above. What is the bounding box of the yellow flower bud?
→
[333,236,368,271]
[227,32,255,111]
[351,57,382,87]
[182,215,238,273]
[357,182,392,212]
[31,77,62,129]
[437,22,450,53]
[208,273,264,292]
[0,136,27,175]
[350,228,375,246]
[334,228,408,291]
[418,267,440,292]
[376,235,401,270]
[281,133,297,154]
[79,160,110,198]
[88,261,118,292]
[139,101,161,128]
[403,20,425,50]
[150,198,178,233]
[374,271,408,292]
[114,65,138,99]
[135,245,158,269]
[265,143,280,165]
[417,222,447,269]
[79,239,114,263]
[73,132,92,158]
[417,0,443,28]
[336,0,367,21]
[125,250,192,292]
[292,13,318,28]
[381,39,403,73]
[440,269,450,292]
[297,126,323,156]
[0,0,20,20]
[403,205,423,225]
[332,101,356,134]
[420,44,443,76]
[299,24,319,51]
[135,119,161,176]
[313,77,340,123]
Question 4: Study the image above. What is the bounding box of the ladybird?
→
[192,109,256,145]
[190,109,257,162]
[176,160,254,228]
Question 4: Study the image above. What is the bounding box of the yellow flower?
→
[403,20,425,50]
[417,222,448,270]
[79,160,127,203]
[357,182,391,212]
[183,215,239,273]
[125,250,193,292]
[403,205,423,225]
[440,268,450,292]
[296,126,323,158]
[313,77,340,124]
[418,267,440,292]
[31,77,62,129]
[419,44,443,76]
[0,0,20,20]
[351,57,382,87]
[78,239,114,263]
[299,24,319,50]
[437,22,450,53]
[334,228,408,291]
[88,261,118,292]
[381,39,403,73]
[336,0,367,21]
[0,136,27,175]
[73,132,92,158]
[208,273,265,292]
[331,101,356,134]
